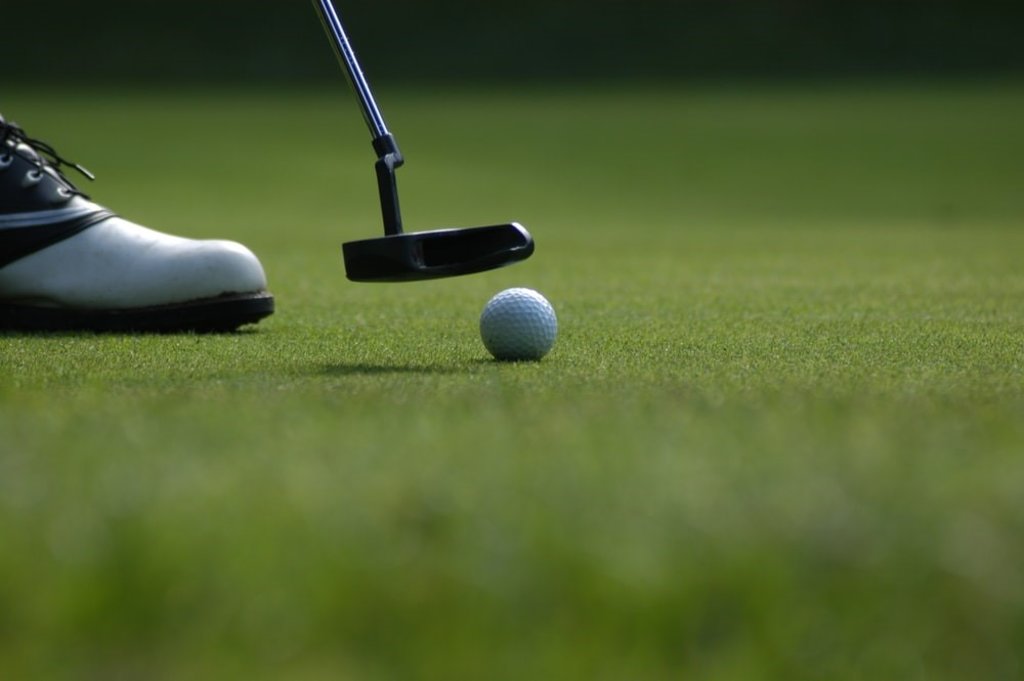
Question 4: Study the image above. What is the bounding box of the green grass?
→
[2,80,1024,680]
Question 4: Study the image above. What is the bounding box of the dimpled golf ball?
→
[480,288,557,361]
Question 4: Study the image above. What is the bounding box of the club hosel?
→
[370,133,404,235]
[374,161,403,237]
[372,133,404,168]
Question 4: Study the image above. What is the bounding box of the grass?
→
[2,79,1024,680]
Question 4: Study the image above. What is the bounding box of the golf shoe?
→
[0,114,274,332]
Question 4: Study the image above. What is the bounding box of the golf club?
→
[311,0,535,282]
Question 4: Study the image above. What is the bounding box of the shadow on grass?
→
[320,356,545,377]
[0,328,263,339]
[319,361,493,377]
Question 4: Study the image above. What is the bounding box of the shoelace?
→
[0,115,96,190]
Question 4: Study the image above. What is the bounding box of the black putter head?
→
[343,222,534,282]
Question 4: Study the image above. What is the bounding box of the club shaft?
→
[312,0,390,140]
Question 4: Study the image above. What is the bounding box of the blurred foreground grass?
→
[1,81,1023,679]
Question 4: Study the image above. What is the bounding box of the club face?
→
[342,222,535,282]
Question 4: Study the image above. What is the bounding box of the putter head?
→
[343,222,534,282]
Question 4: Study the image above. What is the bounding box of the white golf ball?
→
[480,288,557,361]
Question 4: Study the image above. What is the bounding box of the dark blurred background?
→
[3,0,1023,85]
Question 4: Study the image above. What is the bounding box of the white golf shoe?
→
[0,115,274,332]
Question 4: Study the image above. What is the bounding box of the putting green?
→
[2,81,1023,680]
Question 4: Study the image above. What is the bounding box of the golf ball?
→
[480,288,557,361]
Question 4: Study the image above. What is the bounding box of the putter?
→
[312,0,535,282]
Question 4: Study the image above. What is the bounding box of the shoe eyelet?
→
[51,186,76,204]
[0,153,11,171]
[22,168,43,188]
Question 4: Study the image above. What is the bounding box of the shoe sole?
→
[0,292,274,333]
